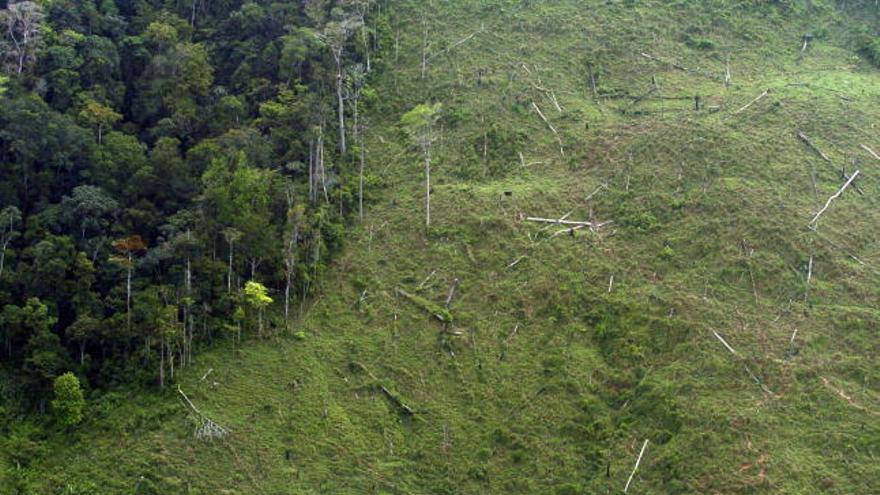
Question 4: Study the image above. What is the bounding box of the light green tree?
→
[51,372,85,428]
[77,100,121,145]
[243,281,272,338]
[400,103,442,229]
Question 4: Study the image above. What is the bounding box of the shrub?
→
[864,38,880,67]
[51,372,85,428]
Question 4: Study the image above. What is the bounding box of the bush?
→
[51,372,85,428]
[864,38,880,67]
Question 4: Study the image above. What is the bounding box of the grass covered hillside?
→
[5,0,880,493]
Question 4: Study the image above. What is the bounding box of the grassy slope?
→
[13,1,880,493]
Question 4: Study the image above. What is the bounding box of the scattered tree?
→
[400,103,442,229]
[243,280,272,338]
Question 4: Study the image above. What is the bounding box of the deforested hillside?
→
[2,1,880,493]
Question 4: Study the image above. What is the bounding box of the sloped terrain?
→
[10,1,880,493]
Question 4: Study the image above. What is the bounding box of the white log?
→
[624,439,649,493]
[585,183,608,202]
[797,131,832,163]
[526,217,610,227]
[712,329,737,355]
[808,170,860,229]
[733,89,769,115]
[861,144,880,161]
[549,224,588,238]
[531,101,558,135]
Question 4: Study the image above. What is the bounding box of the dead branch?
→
[178,385,231,440]
[624,439,649,493]
[417,270,437,290]
[531,101,565,157]
[526,217,612,228]
[808,170,860,229]
[641,52,688,71]
[549,224,588,238]
[531,101,558,135]
[861,144,880,161]
[711,330,774,394]
[820,377,879,416]
[506,255,528,269]
[733,89,769,115]
[426,26,483,63]
[797,131,832,163]
[712,329,738,355]
[585,183,609,202]
[445,278,460,308]
[352,361,416,416]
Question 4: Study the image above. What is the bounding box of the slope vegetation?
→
[9,1,880,493]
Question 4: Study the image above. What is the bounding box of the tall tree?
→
[111,235,146,334]
[0,1,44,74]
[0,205,21,279]
[317,12,362,155]
[400,103,442,229]
[243,280,272,338]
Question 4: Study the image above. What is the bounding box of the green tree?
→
[0,205,21,279]
[51,372,85,427]
[400,103,442,229]
[243,281,272,338]
[77,100,121,145]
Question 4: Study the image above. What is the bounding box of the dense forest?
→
[0,0,384,413]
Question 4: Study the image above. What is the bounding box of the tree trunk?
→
[336,56,347,155]
[227,241,234,293]
[308,139,315,203]
[425,148,431,229]
[126,253,132,333]
[359,143,366,221]
[159,336,165,389]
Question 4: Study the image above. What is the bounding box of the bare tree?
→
[347,64,368,220]
[0,206,20,279]
[0,1,44,75]
[401,103,442,229]
[283,187,304,325]
[222,227,242,293]
[317,14,363,156]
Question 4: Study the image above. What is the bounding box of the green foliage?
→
[51,373,85,427]
[243,281,273,310]
[863,38,880,67]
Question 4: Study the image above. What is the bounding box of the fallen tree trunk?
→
[352,361,416,416]
[808,170,860,229]
[797,131,832,163]
[526,217,612,227]
[861,144,880,161]
[733,89,769,115]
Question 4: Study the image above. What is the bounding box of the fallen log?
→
[733,89,769,115]
[861,144,880,161]
[526,217,612,228]
[797,131,832,163]
[624,439,649,493]
[352,361,416,416]
[445,277,460,308]
[808,170,860,229]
